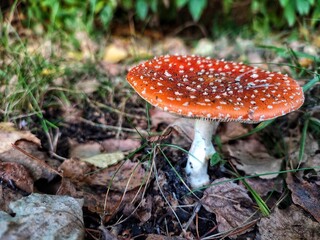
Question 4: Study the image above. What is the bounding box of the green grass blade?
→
[241,178,271,216]
[303,76,320,92]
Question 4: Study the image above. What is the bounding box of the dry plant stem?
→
[185,119,219,188]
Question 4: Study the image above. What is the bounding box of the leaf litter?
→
[201,178,258,238]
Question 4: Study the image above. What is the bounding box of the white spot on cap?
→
[183,102,189,106]
[164,70,172,77]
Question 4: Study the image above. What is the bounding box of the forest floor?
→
[0,23,320,239]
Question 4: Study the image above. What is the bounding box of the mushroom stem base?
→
[185,119,218,188]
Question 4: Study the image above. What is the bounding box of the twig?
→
[183,202,202,231]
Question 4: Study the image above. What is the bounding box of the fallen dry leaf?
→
[56,178,80,197]
[169,118,195,143]
[219,122,249,143]
[201,178,258,237]
[0,140,59,181]
[81,152,125,168]
[227,138,282,179]
[0,162,33,193]
[69,139,103,158]
[286,172,320,222]
[58,158,148,217]
[85,160,148,192]
[241,177,283,197]
[258,205,320,239]
[101,138,141,153]
[59,158,92,181]
[287,133,318,167]
[0,193,84,239]
[0,122,40,153]
[133,195,153,224]
[81,187,143,220]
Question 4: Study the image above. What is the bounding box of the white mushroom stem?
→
[185,119,219,188]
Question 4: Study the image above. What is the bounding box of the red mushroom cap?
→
[127,55,304,122]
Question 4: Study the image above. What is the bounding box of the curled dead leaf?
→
[0,122,40,153]
[0,140,59,181]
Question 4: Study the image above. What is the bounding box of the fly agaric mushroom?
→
[127,55,304,188]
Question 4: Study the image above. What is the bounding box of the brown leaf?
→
[201,178,257,237]
[81,152,124,168]
[56,178,79,197]
[85,160,148,192]
[0,122,41,153]
[169,118,195,143]
[258,205,320,239]
[241,177,283,197]
[83,188,143,220]
[219,122,249,143]
[58,158,92,181]
[286,172,320,222]
[0,140,59,181]
[101,138,141,153]
[0,162,33,193]
[58,157,148,218]
[227,138,282,179]
[69,139,103,158]
[134,195,153,224]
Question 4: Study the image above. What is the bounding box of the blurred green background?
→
[2,0,319,38]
